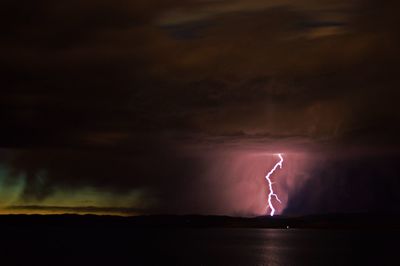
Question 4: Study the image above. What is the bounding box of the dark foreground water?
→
[2,227,399,265]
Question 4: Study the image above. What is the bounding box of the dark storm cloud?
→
[284,152,400,215]
[1,0,400,214]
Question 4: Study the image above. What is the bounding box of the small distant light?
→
[286,225,290,229]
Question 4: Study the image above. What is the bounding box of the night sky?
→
[1,0,399,216]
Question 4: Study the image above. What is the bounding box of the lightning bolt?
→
[265,153,283,216]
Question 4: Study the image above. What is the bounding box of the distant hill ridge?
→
[1,213,400,229]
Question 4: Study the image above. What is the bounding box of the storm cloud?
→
[0,0,399,215]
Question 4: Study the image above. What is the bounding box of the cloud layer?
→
[0,0,399,215]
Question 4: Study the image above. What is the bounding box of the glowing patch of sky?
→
[0,166,25,206]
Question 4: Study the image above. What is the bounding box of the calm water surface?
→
[3,227,399,265]
[152,228,399,265]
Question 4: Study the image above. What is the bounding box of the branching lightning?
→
[265,153,283,216]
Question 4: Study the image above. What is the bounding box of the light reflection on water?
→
[259,229,292,266]
[161,228,399,266]
[2,225,399,265]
